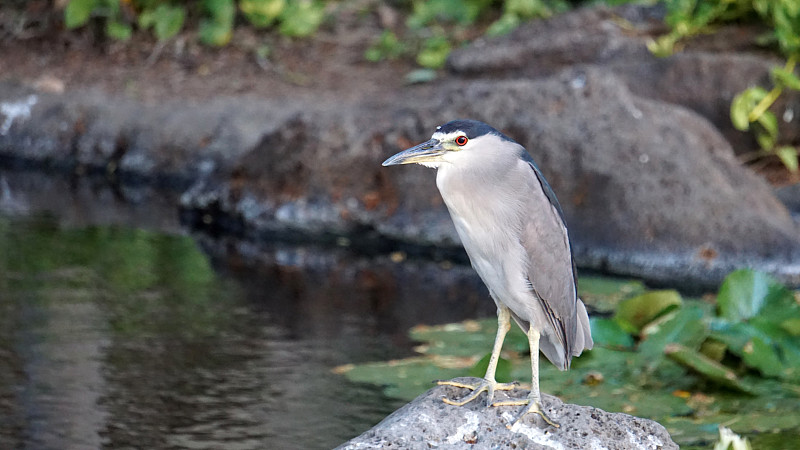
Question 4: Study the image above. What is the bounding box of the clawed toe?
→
[505,399,559,429]
[437,378,517,406]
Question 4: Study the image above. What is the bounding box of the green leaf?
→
[578,276,646,315]
[204,0,236,23]
[279,0,325,37]
[65,0,97,29]
[486,13,520,37]
[742,335,784,378]
[699,338,727,362]
[240,0,286,28]
[775,146,799,172]
[639,305,708,365]
[772,66,800,90]
[105,21,131,41]
[614,290,682,333]
[782,317,800,336]
[365,30,405,63]
[469,352,512,382]
[731,92,752,130]
[590,317,634,349]
[505,0,551,19]
[755,111,778,150]
[153,5,185,41]
[416,36,452,69]
[711,320,799,380]
[665,344,755,394]
[199,20,232,46]
[337,356,463,401]
[717,269,783,322]
[730,87,768,130]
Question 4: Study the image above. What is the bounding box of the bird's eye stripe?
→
[456,136,468,146]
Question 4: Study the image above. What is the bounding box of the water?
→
[0,213,495,449]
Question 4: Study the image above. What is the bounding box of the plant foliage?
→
[336,269,800,446]
[650,0,800,172]
[63,0,326,45]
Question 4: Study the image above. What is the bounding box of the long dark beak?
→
[382,139,444,166]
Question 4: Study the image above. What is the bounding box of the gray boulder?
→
[447,4,800,155]
[1,4,798,288]
[1,65,798,287]
[338,377,678,450]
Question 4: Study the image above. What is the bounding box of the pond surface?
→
[0,213,497,449]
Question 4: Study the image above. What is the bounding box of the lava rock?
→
[337,377,678,450]
[447,4,799,155]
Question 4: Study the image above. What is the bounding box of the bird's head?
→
[382,119,515,169]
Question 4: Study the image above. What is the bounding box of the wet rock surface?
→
[1,4,798,288]
[337,377,678,450]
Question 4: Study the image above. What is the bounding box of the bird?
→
[382,119,593,427]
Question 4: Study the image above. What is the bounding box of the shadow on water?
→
[0,207,501,449]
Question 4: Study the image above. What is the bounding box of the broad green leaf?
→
[730,92,752,130]
[240,0,285,28]
[700,338,727,362]
[105,21,131,41]
[665,344,755,394]
[486,13,520,37]
[65,0,97,29]
[505,0,550,19]
[468,352,512,382]
[153,4,185,41]
[590,317,634,349]
[615,290,682,333]
[717,269,779,322]
[337,357,463,401]
[772,66,800,90]
[578,276,646,315]
[365,30,405,63]
[279,0,325,37]
[711,320,800,380]
[730,87,768,130]
[755,111,778,150]
[775,146,799,172]
[639,305,708,365]
[204,0,236,23]
[416,36,451,69]
[782,317,800,336]
[410,320,528,357]
[199,20,232,46]
[741,335,784,378]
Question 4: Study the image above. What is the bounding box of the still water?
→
[0,213,493,449]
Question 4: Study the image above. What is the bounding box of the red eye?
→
[455,136,468,146]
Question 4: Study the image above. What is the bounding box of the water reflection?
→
[0,214,494,449]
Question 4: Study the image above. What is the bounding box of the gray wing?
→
[519,153,581,370]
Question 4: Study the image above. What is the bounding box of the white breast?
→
[435,145,538,321]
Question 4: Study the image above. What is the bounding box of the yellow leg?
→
[494,327,559,428]
[437,305,517,406]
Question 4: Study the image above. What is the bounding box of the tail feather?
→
[573,299,593,356]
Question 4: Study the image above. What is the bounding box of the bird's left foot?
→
[494,397,560,429]
[437,378,517,407]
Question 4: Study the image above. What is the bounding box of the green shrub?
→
[650,0,800,172]
[62,0,326,46]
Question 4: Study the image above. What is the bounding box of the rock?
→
[447,4,799,155]
[2,4,799,288]
[1,64,798,288]
[337,377,678,450]
[406,69,800,288]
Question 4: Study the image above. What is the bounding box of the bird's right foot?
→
[437,378,518,407]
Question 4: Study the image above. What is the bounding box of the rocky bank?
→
[0,4,798,288]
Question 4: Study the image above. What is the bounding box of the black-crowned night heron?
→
[382,119,593,427]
